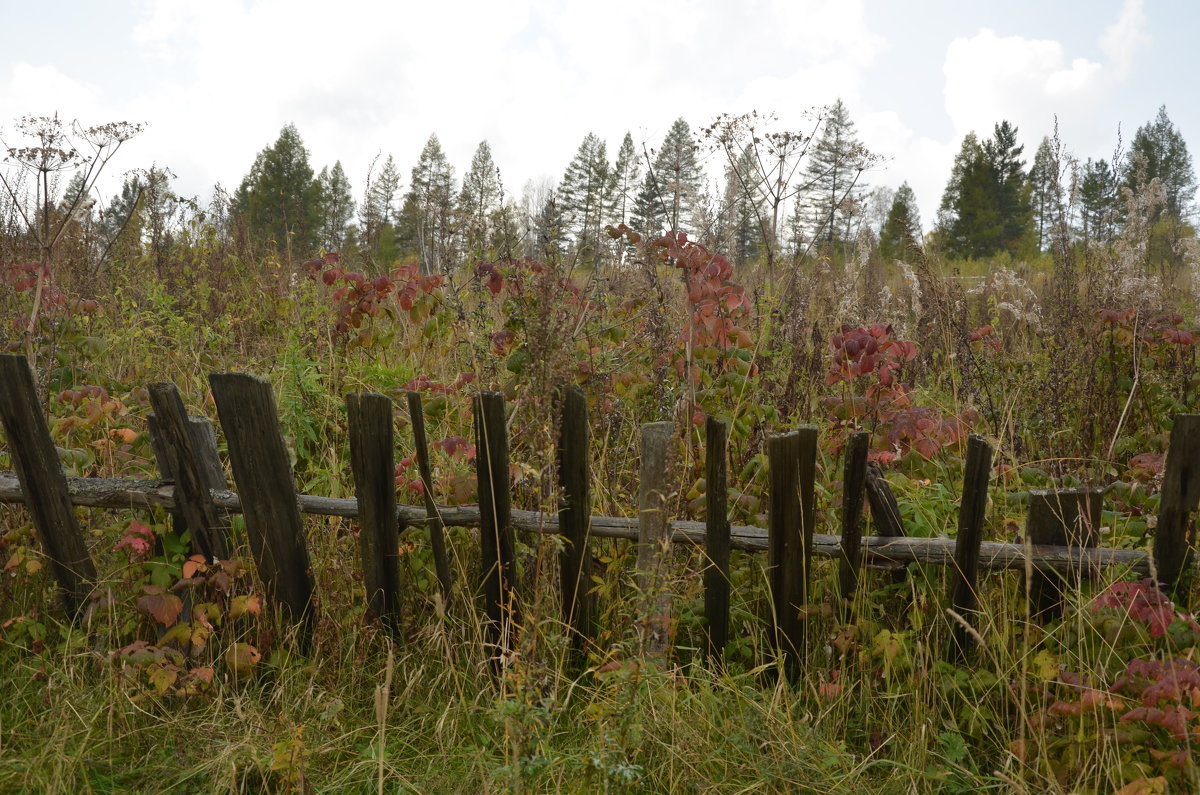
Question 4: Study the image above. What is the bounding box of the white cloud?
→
[1100,0,1149,77]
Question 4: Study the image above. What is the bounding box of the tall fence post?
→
[704,416,731,662]
[838,431,870,609]
[347,393,403,633]
[557,386,593,663]
[637,422,674,657]
[1154,415,1200,605]
[475,392,517,663]
[209,373,316,640]
[147,384,231,561]
[0,354,96,618]
[1027,487,1101,623]
[768,426,817,674]
[948,434,993,662]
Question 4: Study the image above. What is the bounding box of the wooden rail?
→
[2,351,1195,673]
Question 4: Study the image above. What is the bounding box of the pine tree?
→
[400,134,457,275]
[938,123,1034,259]
[721,144,764,266]
[878,182,922,262]
[234,123,322,259]
[459,140,503,262]
[1123,105,1197,220]
[804,99,870,245]
[1078,158,1119,243]
[360,154,400,255]
[643,118,702,235]
[559,133,611,265]
[318,161,354,252]
[1029,137,1066,251]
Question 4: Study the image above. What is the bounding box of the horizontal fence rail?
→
[0,473,1152,573]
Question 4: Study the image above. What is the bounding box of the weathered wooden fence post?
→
[768,426,817,674]
[147,384,231,561]
[209,373,316,639]
[474,391,517,662]
[346,393,403,632]
[948,434,993,662]
[557,386,593,662]
[1154,415,1200,605]
[407,391,453,612]
[637,421,674,656]
[838,431,870,608]
[1027,487,1101,623]
[0,354,97,618]
[865,461,908,584]
[704,416,730,661]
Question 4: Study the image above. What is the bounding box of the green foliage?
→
[234,123,324,260]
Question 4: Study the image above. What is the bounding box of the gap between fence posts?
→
[147,384,231,561]
[407,391,453,613]
[209,373,316,642]
[557,386,593,665]
[0,353,96,619]
[475,391,517,667]
[347,393,404,634]
[948,434,993,662]
[1154,414,1200,606]
[838,431,870,611]
[704,416,730,662]
[1027,487,1101,624]
[637,421,674,657]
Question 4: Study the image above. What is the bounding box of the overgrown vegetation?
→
[2,106,1200,792]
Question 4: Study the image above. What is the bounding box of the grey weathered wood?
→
[865,461,906,539]
[347,393,403,631]
[407,391,453,611]
[209,373,315,636]
[704,416,730,661]
[768,429,813,671]
[1154,415,1200,603]
[0,354,96,617]
[0,473,1156,572]
[557,386,593,660]
[147,384,230,561]
[637,421,674,655]
[475,392,517,658]
[838,432,870,605]
[1027,487,1101,623]
[948,434,993,662]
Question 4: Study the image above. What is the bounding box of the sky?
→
[1,0,1195,233]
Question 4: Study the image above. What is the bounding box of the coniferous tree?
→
[1123,105,1197,221]
[638,118,702,236]
[721,144,764,266]
[399,134,457,275]
[803,99,870,246]
[878,182,922,262]
[318,161,354,252]
[938,122,1034,259]
[559,133,610,265]
[608,133,642,265]
[360,154,400,256]
[1078,158,1119,244]
[459,140,503,262]
[234,123,322,259]
[1029,136,1067,251]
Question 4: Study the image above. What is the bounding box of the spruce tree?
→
[644,118,702,235]
[318,161,355,252]
[400,134,457,275]
[459,140,503,262]
[234,123,322,259]
[1078,158,1119,243]
[1123,105,1197,220]
[803,99,870,245]
[878,182,922,262]
[1029,137,1066,251]
[559,133,611,265]
[938,123,1034,259]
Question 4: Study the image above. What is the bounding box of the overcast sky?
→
[2,0,1194,231]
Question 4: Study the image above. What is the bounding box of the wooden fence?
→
[2,352,1199,670]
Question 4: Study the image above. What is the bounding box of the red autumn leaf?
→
[137,592,184,626]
